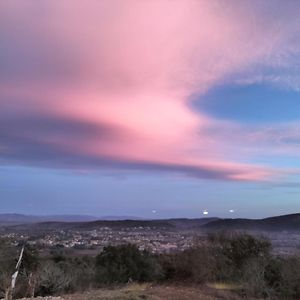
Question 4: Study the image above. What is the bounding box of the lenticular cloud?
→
[1,0,300,182]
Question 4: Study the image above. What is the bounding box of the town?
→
[2,223,300,256]
[3,226,199,255]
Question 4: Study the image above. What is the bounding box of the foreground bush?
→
[275,256,300,299]
[95,244,162,284]
[160,245,215,283]
[209,233,271,282]
[36,255,95,296]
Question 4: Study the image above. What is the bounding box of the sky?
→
[1,0,300,219]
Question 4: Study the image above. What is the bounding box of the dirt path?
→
[63,284,243,300]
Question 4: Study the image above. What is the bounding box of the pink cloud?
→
[1,0,300,182]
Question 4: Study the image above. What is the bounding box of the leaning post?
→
[5,245,25,300]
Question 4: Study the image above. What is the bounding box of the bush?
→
[95,244,162,284]
[161,232,282,298]
[276,256,300,299]
[68,256,95,291]
[35,255,95,296]
[240,254,300,299]
[240,257,271,298]
[209,232,271,281]
[160,245,214,283]
[35,260,73,296]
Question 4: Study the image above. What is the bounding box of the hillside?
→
[3,213,300,234]
[3,217,218,234]
[203,213,300,231]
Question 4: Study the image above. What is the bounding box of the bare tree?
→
[37,261,73,296]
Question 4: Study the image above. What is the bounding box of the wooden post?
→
[5,245,25,300]
[5,287,12,300]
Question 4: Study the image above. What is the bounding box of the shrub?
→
[209,232,271,281]
[160,245,214,283]
[68,256,96,291]
[95,244,162,284]
[35,255,96,296]
[277,256,300,299]
[36,260,74,296]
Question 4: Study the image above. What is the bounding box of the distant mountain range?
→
[0,213,144,226]
[0,213,99,226]
[1,213,300,233]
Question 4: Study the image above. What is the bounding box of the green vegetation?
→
[1,233,300,299]
[95,244,162,284]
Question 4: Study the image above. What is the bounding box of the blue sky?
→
[1,164,300,219]
[197,84,300,124]
[1,1,300,218]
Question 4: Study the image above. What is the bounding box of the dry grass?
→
[63,283,252,300]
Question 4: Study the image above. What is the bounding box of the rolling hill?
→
[203,213,300,231]
[3,217,218,234]
[2,213,300,234]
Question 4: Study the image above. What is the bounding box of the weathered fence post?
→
[5,245,25,300]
